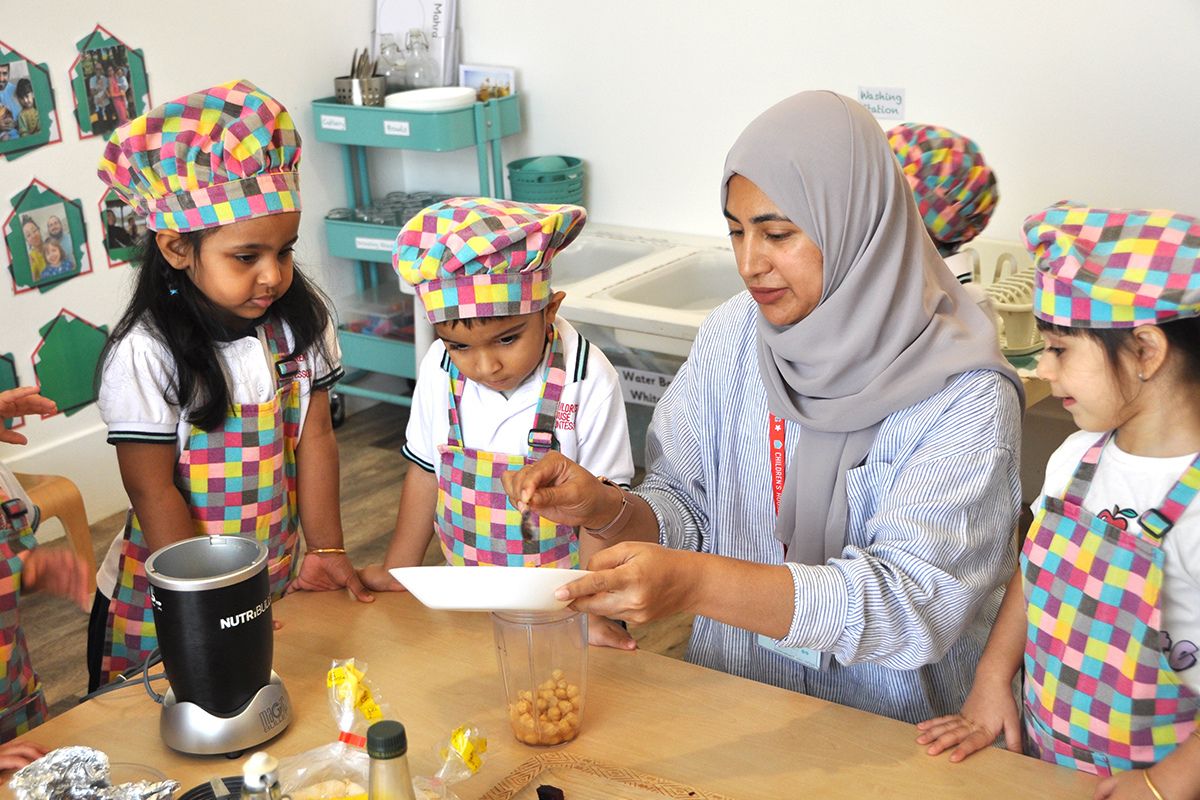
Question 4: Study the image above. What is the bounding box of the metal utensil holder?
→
[334,77,387,107]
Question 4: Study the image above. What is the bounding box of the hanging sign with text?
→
[857,86,906,120]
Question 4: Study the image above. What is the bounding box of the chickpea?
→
[547,706,562,722]
[551,669,565,681]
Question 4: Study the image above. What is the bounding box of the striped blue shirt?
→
[636,292,1021,724]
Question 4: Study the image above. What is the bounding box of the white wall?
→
[5,1,1198,527]
[0,4,371,534]
[425,0,1200,240]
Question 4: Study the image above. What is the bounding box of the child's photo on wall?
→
[18,202,80,287]
[82,45,133,138]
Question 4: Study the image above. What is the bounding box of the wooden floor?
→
[20,402,694,719]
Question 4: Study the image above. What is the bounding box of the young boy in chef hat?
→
[358,197,635,647]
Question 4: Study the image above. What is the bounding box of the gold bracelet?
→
[1143,768,1167,800]
[307,547,347,556]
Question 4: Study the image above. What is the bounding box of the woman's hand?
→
[0,387,56,445]
[357,563,404,593]
[915,676,1022,762]
[22,546,91,611]
[557,542,698,625]
[288,552,373,602]
[0,739,48,773]
[501,452,616,530]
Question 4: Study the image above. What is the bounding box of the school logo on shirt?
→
[556,402,577,431]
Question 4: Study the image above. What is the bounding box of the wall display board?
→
[31,310,108,417]
[5,180,92,294]
[68,25,149,140]
[0,40,60,161]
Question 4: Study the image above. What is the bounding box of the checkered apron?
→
[99,322,303,684]
[0,481,48,741]
[1021,433,1200,774]
[435,329,578,568]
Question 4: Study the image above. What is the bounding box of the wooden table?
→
[7,592,1094,799]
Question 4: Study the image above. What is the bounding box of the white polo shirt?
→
[95,316,343,597]
[403,317,634,488]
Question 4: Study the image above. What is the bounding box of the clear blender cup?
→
[492,610,587,745]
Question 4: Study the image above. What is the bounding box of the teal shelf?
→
[311,94,521,151]
[315,92,521,408]
[338,329,417,379]
[325,219,401,264]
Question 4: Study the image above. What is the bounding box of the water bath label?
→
[319,114,347,131]
[618,366,674,408]
[857,86,905,120]
[354,236,394,252]
[383,120,411,137]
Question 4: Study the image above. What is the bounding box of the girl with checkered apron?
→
[356,198,635,648]
[918,204,1200,798]
[86,80,371,692]
[0,387,90,771]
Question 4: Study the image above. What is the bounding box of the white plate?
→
[383,87,476,112]
[389,566,588,612]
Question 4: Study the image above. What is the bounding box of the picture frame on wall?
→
[0,41,61,161]
[99,188,141,266]
[68,25,149,140]
[5,180,92,294]
[458,63,515,102]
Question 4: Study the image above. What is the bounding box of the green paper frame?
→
[31,310,109,417]
[68,25,149,140]
[0,41,61,162]
[5,180,93,294]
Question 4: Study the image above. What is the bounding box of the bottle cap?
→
[366,720,408,759]
[241,751,279,791]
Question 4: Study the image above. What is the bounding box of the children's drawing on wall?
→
[5,180,93,294]
[31,310,108,417]
[68,26,149,140]
[0,41,60,161]
[100,188,141,266]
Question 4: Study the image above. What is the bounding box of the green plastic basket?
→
[508,155,585,205]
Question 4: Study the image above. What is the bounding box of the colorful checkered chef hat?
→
[888,123,998,255]
[394,197,586,324]
[1024,202,1200,328]
[97,79,300,232]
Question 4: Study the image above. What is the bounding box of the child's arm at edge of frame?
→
[915,566,1027,761]
[359,467,439,592]
[114,442,194,552]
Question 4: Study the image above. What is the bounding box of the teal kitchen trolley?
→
[311,94,522,405]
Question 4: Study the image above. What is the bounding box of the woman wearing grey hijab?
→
[503,91,1023,723]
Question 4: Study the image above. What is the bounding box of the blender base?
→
[159,671,291,756]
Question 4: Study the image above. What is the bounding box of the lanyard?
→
[770,413,787,516]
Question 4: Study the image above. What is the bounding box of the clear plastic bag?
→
[275,659,386,800]
[412,725,488,800]
[276,659,486,800]
[277,743,368,800]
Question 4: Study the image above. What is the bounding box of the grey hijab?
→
[721,91,1022,565]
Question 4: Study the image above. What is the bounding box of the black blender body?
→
[146,536,274,716]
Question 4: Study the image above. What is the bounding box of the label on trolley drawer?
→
[383,120,411,137]
[319,114,347,131]
[355,237,395,252]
